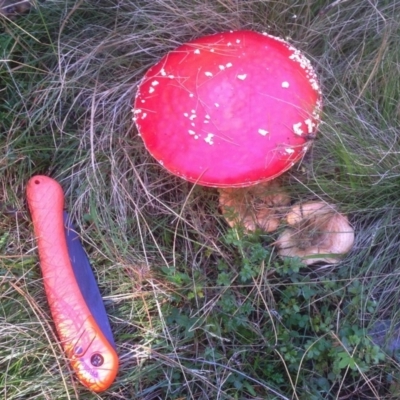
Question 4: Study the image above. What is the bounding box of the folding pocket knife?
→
[26,175,118,392]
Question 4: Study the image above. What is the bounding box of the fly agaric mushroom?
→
[276,201,354,265]
[133,30,322,230]
[218,181,290,232]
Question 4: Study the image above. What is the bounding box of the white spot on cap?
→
[309,78,320,92]
[236,39,241,44]
[141,113,147,119]
[151,80,159,86]
[204,133,215,145]
[188,130,196,135]
[226,62,233,68]
[189,114,196,121]
[305,118,316,133]
[258,129,269,136]
[237,74,247,80]
[293,122,303,136]
[194,49,200,54]
[214,103,220,107]
[227,42,232,46]
[210,48,215,52]
[205,71,213,77]
[288,49,318,85]
[168,75,175,79]
[263,33,288,44]
[149,87,155,94]
[205,115,211,119]
[281,81,290,88]
[189,93,194,97]
[183,112,189,117]
[285,148,295,154]
[219,65,225,70]
[134,109,142,114]
[160,68,167,76]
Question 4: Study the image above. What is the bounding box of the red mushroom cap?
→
[133,30,322,188]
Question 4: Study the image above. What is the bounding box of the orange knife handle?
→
[26,176,118,392]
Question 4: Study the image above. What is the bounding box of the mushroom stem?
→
[276,201,354,265]
[219,181,290,232]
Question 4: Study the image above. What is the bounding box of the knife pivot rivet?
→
[91,353,104,367]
